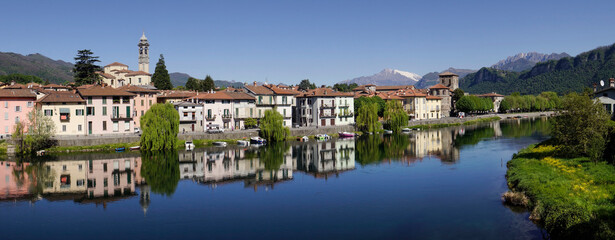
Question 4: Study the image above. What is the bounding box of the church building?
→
[98,33,153,88]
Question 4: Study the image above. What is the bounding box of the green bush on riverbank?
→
[409,116,501,129]
[506,144,615,239]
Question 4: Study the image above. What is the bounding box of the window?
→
[141,110,144,116]
[235,108,239,116]
[4,112,8,119]
[141,99,144,106]
[78,124,82,131]
[103,178,108,187]
[76,179,84,186]
[78,164,83,171]
[15,106,21,112]
[149,100,152,106]
[62,125,66,132]
[103,121,107,131]
[76,109,84,116]
[184,112,188,117]
[113,97,120,104]
[103,163,107,172]
[283,109,286,117]
[102,97,107,104]
[4,101,7,108]
[124,121,130,131]
[125,160,131,169]
[139,78,142,83]
[126,106,131,117]
[86,107,95,116]
[87,97,92,104]
[114,160,119,170]
[102,106,107,116]
[113,121,119,132]
[4,126,7,133]
[250,108,253,117]
[15,117,19,123]
[122,97,130,104]
[27,102,32,107]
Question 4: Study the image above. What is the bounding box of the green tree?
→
[141,150,180,196]
[73,49,101,86]
[357,102,381,133]
[185,77,200,90]
[0,74,44,84]
[140,103,179,150]
[333,83,358,92]
[551,92,610,162]
[259,143,290,171]
[452,88,465,105]
[12,121,26,155]
[259,108,290,142]
[152,54,172,90]
[201,75,215,91]
[244,118,257,129]
[383,100,408,133]
[298,79,316,91]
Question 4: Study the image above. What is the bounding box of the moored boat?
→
[213,142,227,147]
[250,137,266,145]
[185,141,195,151]
[383,130,393,135]
[401,128,412,134]
[129,146,140,151]
[237,140,250,146]
[297,136,309,142]
[115,147,125,152]
[338,132,355,138]
[315,134,331,141]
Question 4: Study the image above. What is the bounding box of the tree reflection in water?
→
[355,134,410,165]
[141,151,180,196]
[259,143,290,171]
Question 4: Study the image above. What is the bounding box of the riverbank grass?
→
[409,116,501,129]
[506,144,615,239]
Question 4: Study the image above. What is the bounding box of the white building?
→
[174,101,204,133]
[243,84,295,127]
[98,33,152,88]
[295,88,355,127]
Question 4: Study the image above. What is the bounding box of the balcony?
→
[338,104,350,108]
[60,114,70,122]
[222,114,232,122]
[319,112,337,118]
[320,103,336,109]
[339,112,354,117]
[111,113,132,120]
[205,115,216,121]
[180,117,197,123]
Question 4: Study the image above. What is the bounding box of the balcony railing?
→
[339,112,354,117]
[111,113,132,120]
[180,117,197,123]
[205,115,216,121]
[319,112,337,118]
[338,104,350,108]
[222,114,232,119]
[60,114,70,122]
[320,103,336,109]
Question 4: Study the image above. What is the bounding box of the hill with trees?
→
[460,43,615,95]
[0,52,73,84]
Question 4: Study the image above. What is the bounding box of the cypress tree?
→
[152,54,172,90]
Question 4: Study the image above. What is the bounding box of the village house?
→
[174,101,204,133]
[117,84,158,128]
[429,83,452,117]
[157,90,197,103]
[295,88,355,127]
[595,78,615,119]
[186,91,256,130]
[477,92,505,113]
[98,33,152,88]
[37,91,87,136]
[0,89,38,135]
[77,86,136,135]
[244,83,295,127]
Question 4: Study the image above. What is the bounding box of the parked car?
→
[206,124,225,134]
[134,127,140,134]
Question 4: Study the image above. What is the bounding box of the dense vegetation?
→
[185,75,215,92]
[73,49,101,86]
[505,92,615,239]
[454,95,494,113]
[333,83,358,92]
[298,79,316,91]
[13,111,55,155]
[499,92,561,112]
[259,109,290,142]
[152,54,173,90]
[0,73,45,84]
[244,118,257,129]
[383,100,408,133]
[356,102,381,133]
[141,150,180,196]
[460,43,615,95]
[355,96,385,117]
[140,103,179,150]
[0,52,73,84]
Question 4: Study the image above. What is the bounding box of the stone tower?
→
[438,72,459,91]
[138,32,150,73]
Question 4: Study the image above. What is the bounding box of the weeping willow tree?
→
[356,102,381,133]
[259,108,290,142]
[259,143,290,171]
[383,100,408,133]
[140,103,179,151]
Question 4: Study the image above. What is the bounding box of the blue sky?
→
[2,0,614,85]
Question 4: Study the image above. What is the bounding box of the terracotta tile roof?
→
[297,88,354,98]
[117,84,158,93]
[112,69,132,73]
[4,84,25,89]
[477,92,504,97]
[76,84,95,89]
[375,85,415,91]
[43,83,69,89]
[105,62,128,67]
[189,91,256,101]
[376,92,404,100]
[439,72,458,76]
[38,91,85,103]
[125,71,152,76]
[97,71,116,79]
[224,91,256,100]
[426,95,442,100]
[158,90,197,99]
[244,85,274,95]
[265,84,296,95]
[429,83,450,89]
[77,86,136,97]
[0,89,37,98]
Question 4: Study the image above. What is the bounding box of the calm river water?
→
[0,118,550,240]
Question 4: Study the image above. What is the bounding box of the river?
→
[0,118,551,239]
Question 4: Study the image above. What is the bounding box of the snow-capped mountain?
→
[340,68,421,86]
[491,52,570,72]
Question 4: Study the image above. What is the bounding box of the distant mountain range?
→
[169,72,245,89]
[460,43,615,95]
[0,52,73,84]
[414,68,477,89]
[491,52,570,72]
[340,68,421,86]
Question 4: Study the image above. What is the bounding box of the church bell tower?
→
[138,32,150,73]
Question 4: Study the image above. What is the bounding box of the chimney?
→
[610,78,615,88]
[253,81,257,86]
[593,83,597,92]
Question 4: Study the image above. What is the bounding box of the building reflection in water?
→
[0,119,536,209]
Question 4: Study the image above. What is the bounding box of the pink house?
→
[0,161,33,201]
[117,85,158,128]
[0,89,37,135]
[86,157,137,199]
[77,86,136,135]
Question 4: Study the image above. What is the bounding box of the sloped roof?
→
[297,88,354,98]
[38,91,84,103]
[189,91,256,101]
[158,90,197,99]
[43,83,69,89]
[477,92,504,97]
[426,95,442,100]
[265,85,296,95]
[4,84,25,89]
[77,86,136,97]
[105,62,128,67]
[224,91,256,100]
[439,72,458,76]
[125,71,152,77]
[244,85,274,95]
[0,89,37,98]
[429,83,450,89]
[117,84,158,93]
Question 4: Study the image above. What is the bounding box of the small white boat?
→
[129,146,140,151]
[36,150,45,156]
[401,128,412,134]
[384,130,393,135]
[250,137,266,144]
[213,142,227,147]
[185,141,195,151]
[297,136,309,142]
[237,140,250,146]
[315,134,331,141]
